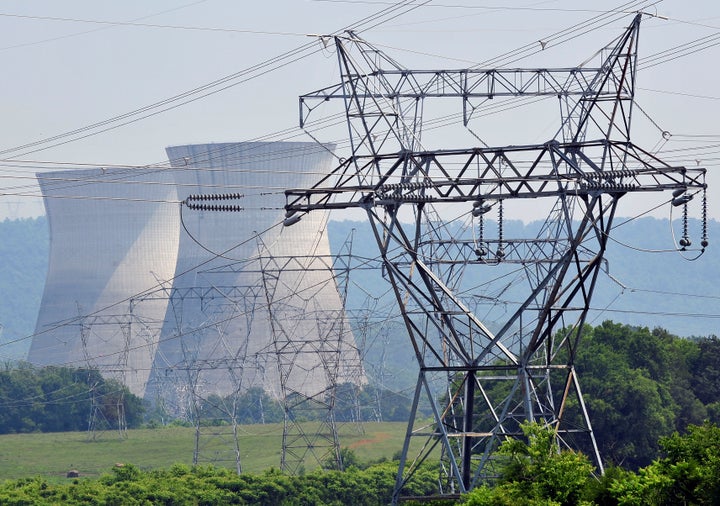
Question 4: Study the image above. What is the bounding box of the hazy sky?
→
[0,0,718,221]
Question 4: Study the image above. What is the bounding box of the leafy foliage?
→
[574,322,718,469]
[462,422,594,506]
[0,422,718,504]
[0,459,441,505]
[629,422,720,505]
[0,363,144,434]
[462,422,720,506]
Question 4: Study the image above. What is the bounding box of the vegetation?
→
[0,363,144,434]
[462,423,596,505]
[187,383,413,428]
[461,421,720,506]
[575,323,720,469]
[1,422,719,504]
[0,360,414,436]
[0,462,410,505]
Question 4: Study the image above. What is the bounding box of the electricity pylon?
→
[133,284,263,474]
[77,313,133,440]
[284,15,707,502]
[204,242,366,473]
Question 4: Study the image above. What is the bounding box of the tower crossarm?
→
[285,141,706,214]
[299,67,607,127]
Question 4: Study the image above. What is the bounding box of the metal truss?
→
[75,312,145,440]
[250,236,363,473]
[133,242,367,474]
[284,15,707,502]
[132,283,263,474]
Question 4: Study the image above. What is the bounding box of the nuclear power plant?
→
[29,142,365,411]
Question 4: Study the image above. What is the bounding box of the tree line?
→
[2,321,720,472]
[0,363,144,433]
[184,384,413,427]
[0,364,414,434]
[573,322,720,470]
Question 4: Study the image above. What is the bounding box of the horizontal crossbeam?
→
[285,141,705,212]
[300,67,613,127]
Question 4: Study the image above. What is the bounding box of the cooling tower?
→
[143,142,365,409]
[30,142,365,408]
[29,166,181,396]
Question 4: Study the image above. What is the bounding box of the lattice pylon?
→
[284,14,707,503]
[257,237,344,473]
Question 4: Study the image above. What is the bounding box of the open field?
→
[0,421,410,483]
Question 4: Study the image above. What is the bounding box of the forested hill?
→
[0,216,718,362]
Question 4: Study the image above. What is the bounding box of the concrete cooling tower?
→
[30,142,365,409]
[144,142,365,411]
[29,166,180,396]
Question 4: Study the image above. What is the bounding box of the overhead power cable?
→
[9,2,717,364]
[0,12,310,37]
[0,0,666,207]
[5,1,430,361]
[0,0,427,159]
[0,0,210,52]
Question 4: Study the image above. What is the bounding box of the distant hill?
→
[1,216,717,381]
[0,216,47,361]
[328,217,720,339]
[327,216,720,392]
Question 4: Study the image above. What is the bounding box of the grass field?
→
[0,421,410,483]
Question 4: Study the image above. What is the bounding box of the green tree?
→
[690,335,720,423]
[462,422,595,506]
[575,322,707,469]
[608,422,720,505]
[0,363,144,434]
[236,386,283,424]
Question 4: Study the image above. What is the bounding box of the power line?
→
[0,0,210,52]
[0,12,311,37]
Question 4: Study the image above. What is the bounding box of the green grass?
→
[0,421,411,483]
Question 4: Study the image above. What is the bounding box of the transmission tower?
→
[246,238,364,473]
[283,15,708,502]
[77,312,134,440]
[133,284,266,473]
[160,200,370,472]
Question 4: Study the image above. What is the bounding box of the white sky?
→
[0,0,718,222]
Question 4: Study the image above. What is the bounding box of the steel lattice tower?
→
[198,242,366,473]
[284,15,708,502]
[132,284,264,473]
[76,311,159,440]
